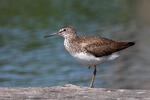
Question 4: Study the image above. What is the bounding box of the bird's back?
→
[70,36,135,57]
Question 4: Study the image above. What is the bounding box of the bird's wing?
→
[81,36,134,57]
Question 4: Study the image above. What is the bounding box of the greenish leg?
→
[90,66,96,88]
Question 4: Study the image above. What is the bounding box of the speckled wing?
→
[83,37,135,57]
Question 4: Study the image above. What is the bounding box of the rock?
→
[0,84,150,100]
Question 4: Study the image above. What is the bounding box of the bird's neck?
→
[64,35,78,52]
[64,34,78,42]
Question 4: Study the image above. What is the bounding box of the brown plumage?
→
[66,35,135,57]
[81,36,135,57]
[44,25,135,88]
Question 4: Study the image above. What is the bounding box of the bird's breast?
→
[64,39,71,52]
[64,39,81,54]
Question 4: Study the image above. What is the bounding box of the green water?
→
[0,0,147,88]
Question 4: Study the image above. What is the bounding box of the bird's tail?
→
[125,42,135,47]
[116,41,135,51]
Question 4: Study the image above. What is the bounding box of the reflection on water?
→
[0,0,149,89]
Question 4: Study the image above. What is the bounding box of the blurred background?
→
[0,0,150,89]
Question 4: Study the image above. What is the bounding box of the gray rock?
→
[0,84,150,100]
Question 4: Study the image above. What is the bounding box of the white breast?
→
[72,52,119,66]
[64,39,70,51]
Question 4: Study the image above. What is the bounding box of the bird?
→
[44,25,135,88]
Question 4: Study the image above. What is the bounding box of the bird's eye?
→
[63,29,66,31]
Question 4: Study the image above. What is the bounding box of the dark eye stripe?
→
[59,29,66,33]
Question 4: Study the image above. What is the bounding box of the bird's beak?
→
[44,33,57,38]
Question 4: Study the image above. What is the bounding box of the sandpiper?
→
[44,26,135,88]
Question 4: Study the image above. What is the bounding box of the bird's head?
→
[44,26,77,39]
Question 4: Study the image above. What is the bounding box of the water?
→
[0,0,150,89]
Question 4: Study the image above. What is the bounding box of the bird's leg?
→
[90,66,96,88]
[88,66,90,69]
